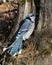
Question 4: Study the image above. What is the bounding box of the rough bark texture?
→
[23,0,31,18]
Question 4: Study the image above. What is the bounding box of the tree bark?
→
[23,0,31,18]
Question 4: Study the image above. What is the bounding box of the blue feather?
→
[9,29,28,55]
[8,37,23,55]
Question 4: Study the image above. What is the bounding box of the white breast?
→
[23,23,34,40]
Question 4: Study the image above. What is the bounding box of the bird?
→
[3,13,35,56]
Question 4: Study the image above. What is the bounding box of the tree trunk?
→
[39,0,52,30]
[23,0,31,18]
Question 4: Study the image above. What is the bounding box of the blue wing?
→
[16,19,32,38]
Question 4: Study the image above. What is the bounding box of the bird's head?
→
[25,13,35,23]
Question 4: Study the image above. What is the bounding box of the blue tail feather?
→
[8,37,23,55]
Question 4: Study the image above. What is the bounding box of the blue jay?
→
[3,13,35,56]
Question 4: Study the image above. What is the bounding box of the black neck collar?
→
[26,17,34,23]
